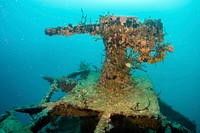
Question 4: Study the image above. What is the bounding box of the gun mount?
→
[45,15,173,90]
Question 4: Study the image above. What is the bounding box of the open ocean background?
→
[0,0,200,132]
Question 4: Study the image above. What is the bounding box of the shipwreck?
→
[0,14,196,133]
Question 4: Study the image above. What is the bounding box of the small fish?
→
[94,37,102,42]
[125,63,131,68]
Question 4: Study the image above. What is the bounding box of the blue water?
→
[0,0,200,132]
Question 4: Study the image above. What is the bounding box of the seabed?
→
[0,14,196,133]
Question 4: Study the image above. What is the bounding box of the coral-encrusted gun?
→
[45,14,173,89]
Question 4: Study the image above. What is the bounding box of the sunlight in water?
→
[38,0,190,9]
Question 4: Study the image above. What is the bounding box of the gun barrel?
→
[45,24,100,37]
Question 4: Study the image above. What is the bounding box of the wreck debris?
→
[42,60,91,96]
[0,14,196,133]
[159,99,196,133]
[40,80,58,104]
[0,111,32,133]
[94,112,112,133]
[0,111,12,123]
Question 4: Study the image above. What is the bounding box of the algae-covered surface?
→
[0,71,195,132]
[0,115,32,133]
[41,71,162,132]
[0,71,163,132]
[64,72,160,117]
